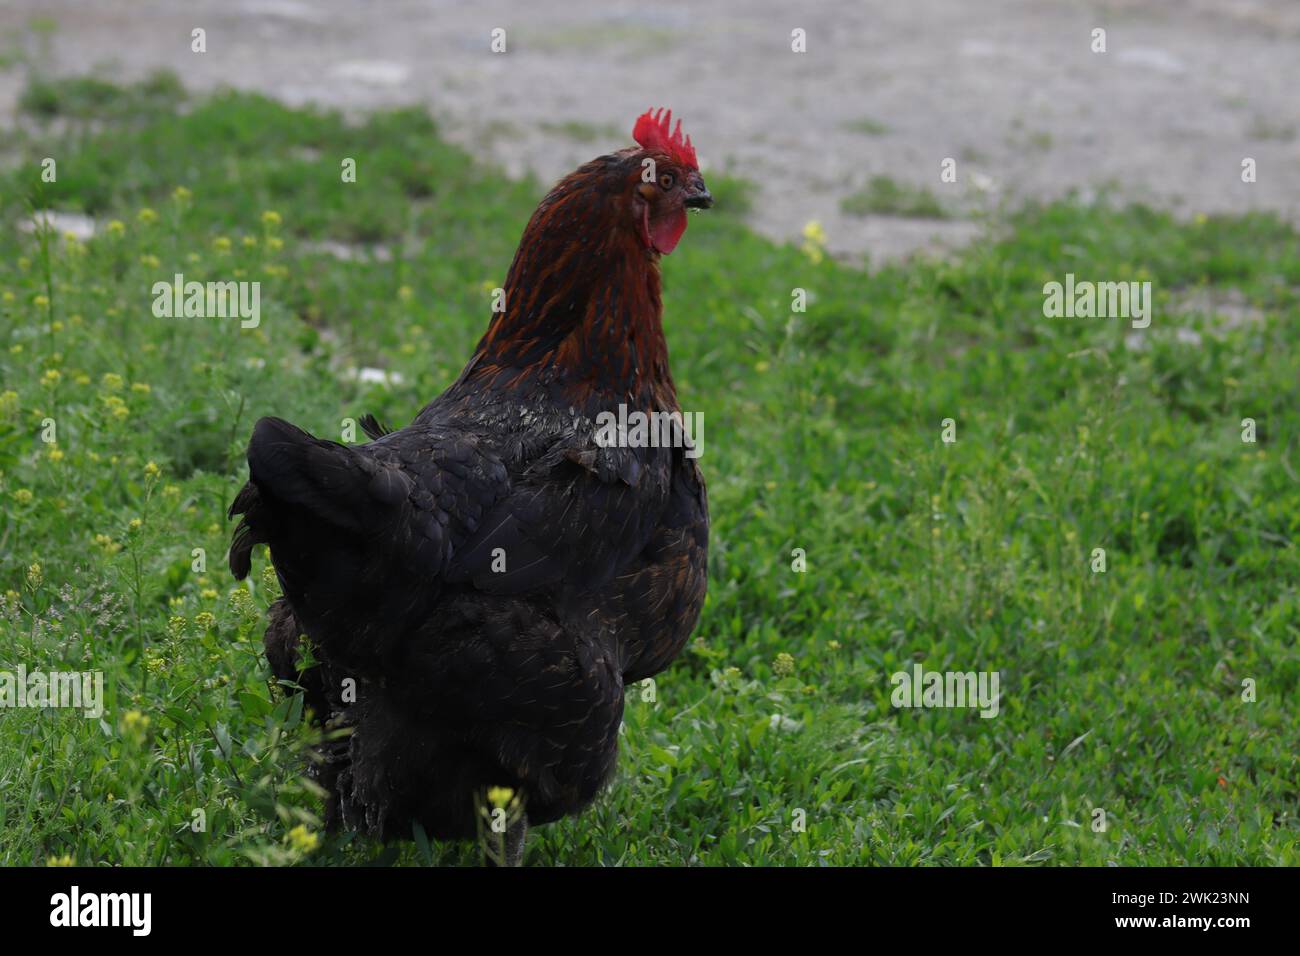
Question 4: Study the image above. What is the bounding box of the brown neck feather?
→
[466,154,677,409]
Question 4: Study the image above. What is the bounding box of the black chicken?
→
[228,109,711,864]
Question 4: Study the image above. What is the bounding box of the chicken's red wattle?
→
[648,206,688,255]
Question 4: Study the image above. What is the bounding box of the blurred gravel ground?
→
[0,0,1297,263]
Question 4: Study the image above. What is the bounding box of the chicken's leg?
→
[503,814,528,867]
[483,812,528,867]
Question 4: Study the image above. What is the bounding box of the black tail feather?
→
[244,416,380,532]
[359,413,391,440]
[228,482,263,579]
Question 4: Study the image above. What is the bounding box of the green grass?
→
[843,117,890,137]
[1246,116,1296,143]
[539,119,621,144]
[1,79,1298,866]
[18,70,186,122]
[841,174,950,219]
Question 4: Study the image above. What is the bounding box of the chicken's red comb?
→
[633,108,698,170]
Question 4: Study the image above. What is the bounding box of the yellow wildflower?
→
[229,586,255,617]
[801,219,828,264]
[286,824,318,853]
[773,652,795,677]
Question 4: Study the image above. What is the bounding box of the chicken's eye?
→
[658,172,675,191]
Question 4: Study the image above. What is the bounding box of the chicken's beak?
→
[683,175,713,210]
